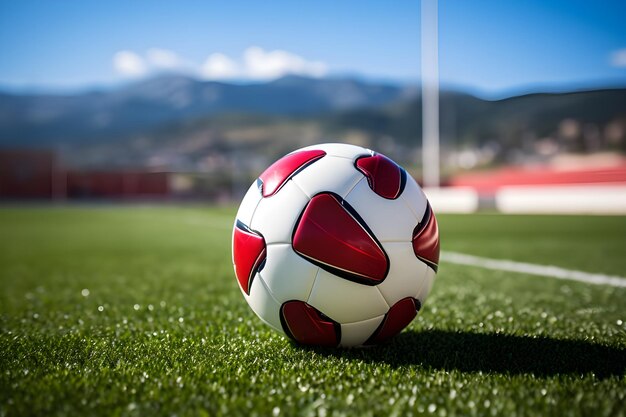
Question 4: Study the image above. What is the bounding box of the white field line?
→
[441,251,626,288]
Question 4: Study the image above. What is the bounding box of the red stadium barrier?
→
[66,171,169,198]
[0,150,60,199]
[449,164,626,195]
[0,150,169,200]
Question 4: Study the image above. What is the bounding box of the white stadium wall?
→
[424,185,626,214]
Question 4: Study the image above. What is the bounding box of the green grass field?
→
[1,207,625,417]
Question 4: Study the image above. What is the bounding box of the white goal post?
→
[421,0,440,188]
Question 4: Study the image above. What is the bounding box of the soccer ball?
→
[232,143,439,347]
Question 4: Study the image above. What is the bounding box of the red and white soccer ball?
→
[232,143,440,347]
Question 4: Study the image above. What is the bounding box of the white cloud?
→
[242,46,327,79]
[146,48,183,70]
[610,49,626,68]
[113,47,328,81]
[201,53,239,80]
[113,51,147,77]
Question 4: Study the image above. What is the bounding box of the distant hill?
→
[324,88,626,146]
[0,74,624,170]
[0,75,411,146]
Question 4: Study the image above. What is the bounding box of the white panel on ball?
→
[235,181,263,226]
[250,180,309,244]
[345,178,417,242]
[376,242,428,306]
[291,155,364,199]
[415,265,436,304]
[244,274,283,332]
[298,143,371,160]
[400,175,429,222]
[339,315,385,347]
[260,244,319,303]
[307,269,389,323]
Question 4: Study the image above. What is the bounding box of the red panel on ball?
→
[258,149,326,197]
[292,193,388,284]
[366,297,419,344]
[280,300,339,346]
[233,221,267,295]
[412,204,440,271]
[355,153,405,199]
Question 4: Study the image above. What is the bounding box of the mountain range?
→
[0,74,625,170]
[0,75,413,146]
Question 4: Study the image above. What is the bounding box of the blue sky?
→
[0,0,625,96]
